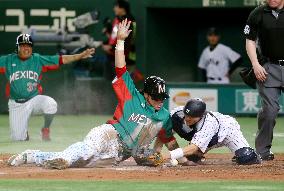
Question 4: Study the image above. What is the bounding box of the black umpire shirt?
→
[244,4,284,60]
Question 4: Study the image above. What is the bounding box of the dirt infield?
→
[1,153,284,181]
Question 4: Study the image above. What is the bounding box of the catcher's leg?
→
[223,117,251,153]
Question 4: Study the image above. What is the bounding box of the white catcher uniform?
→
[171,107,250,153]
[9,95,57,140]
[198,43,241,84]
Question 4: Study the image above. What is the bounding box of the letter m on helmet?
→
[23,34,30,43]
[157,84,165,94]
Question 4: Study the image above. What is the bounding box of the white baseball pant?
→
[28,124,120,168]
[8,95,57,141]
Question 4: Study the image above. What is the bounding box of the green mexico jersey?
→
[0,53,60,100]
[108,71,173,150]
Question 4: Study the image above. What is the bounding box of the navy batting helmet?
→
[16,34,33,52]
[143,76,169,101]
[183,98,206,117]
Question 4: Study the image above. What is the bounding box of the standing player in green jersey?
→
[0,34,95,141]
[8,19,175,169]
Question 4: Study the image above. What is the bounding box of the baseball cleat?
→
[7,152,27,166]
[260,152,274,161]
[7,149,39,166]
[24,131,29,141]
[43,158,69,170]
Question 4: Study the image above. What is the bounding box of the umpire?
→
[244,0,284,161]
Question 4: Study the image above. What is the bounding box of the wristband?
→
[115,40,124,51]
[169,148,184,160]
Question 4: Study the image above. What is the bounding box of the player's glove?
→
[134,148,164,167]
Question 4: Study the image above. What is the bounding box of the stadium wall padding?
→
[0,0,258,114]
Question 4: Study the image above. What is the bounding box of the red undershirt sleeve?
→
[115,66,127,78]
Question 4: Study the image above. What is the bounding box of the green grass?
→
[0,115,284,190]
[0,115,284,154]
[0,115,110,153]
[0,180,283,191]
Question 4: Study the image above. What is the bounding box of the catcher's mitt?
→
[134,149,164,167]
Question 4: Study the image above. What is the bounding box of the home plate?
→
[110,166,159,172]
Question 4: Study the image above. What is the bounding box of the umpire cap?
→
[143,76,169,101]
[183,98,206,117]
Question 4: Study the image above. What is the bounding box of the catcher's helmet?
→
[143,76,169,101]
[183,98,206,117]
[16,34,33,52]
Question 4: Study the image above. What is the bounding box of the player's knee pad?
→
[235,147,261,165]
[45,97,57,114]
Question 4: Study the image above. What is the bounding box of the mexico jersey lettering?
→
[9,70,39,83]
[108,71,172,149]
[0,53,60,100]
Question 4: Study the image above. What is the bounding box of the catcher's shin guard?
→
[235,147,261,165]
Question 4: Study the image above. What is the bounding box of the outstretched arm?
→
[162,143,200,161]
[115,19,132,68]
[62,48,95,64]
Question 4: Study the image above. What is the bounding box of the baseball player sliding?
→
[156,98,261,165]
[0,34,95,141]
[8,19,174,169]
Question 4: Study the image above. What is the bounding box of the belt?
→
[14,98,30,103]
[271,60,284,66]
[208,77,222,81]
[267,58,284,66]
